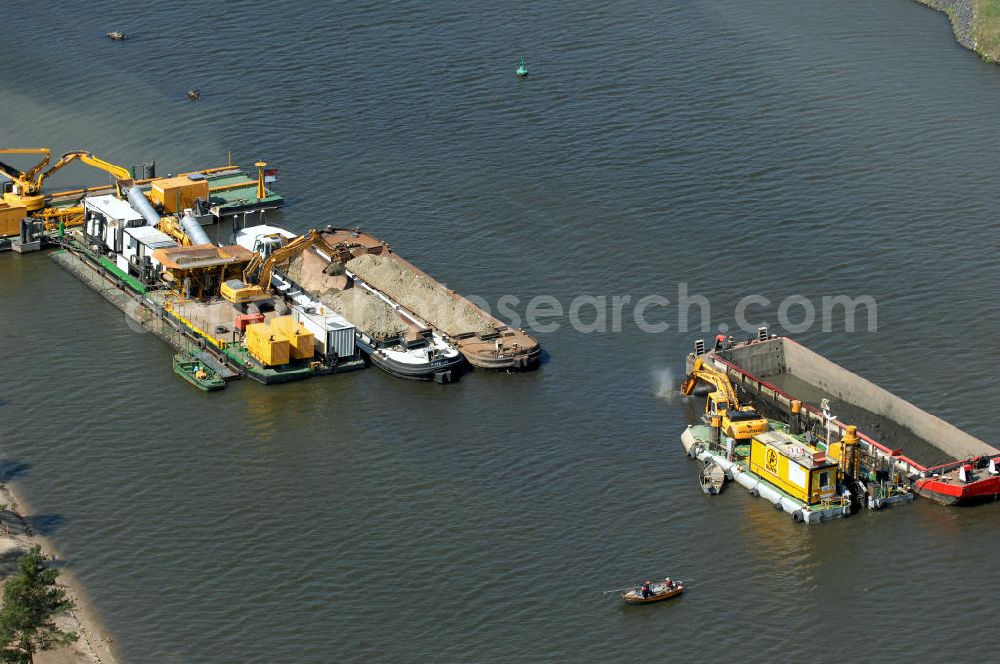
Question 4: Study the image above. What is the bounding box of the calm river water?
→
[2,1,1000,662]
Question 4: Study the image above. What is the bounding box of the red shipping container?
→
[235,313,265,333]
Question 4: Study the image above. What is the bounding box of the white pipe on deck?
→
[180,211,211,246]
[126,185,161,225]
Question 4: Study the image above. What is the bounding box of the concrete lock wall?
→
[719,338,786,378]
[755,338,998,460]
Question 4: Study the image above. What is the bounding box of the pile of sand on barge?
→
[346,253,494,337]
[285,251,409,339]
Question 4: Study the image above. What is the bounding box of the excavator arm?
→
[244,229,327,289]
[0,148,131,211]
[681,356,769,441]
[680,356,740,409]
[225,229,329,305]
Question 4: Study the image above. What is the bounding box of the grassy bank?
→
[973,0,1000,61]
[916,0,1000,63]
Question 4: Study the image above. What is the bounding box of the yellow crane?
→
[0,148,132,212]
[222,229,328,304]
[680,356,769,441]
[0,148,52,211]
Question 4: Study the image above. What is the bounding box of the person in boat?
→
[640,580,652,598]
[664,577,673,591]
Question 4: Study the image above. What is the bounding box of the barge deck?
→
[680,420,913,523]
[43,166,282,220]
[50,238,364,385]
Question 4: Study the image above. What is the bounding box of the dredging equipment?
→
[679,331,921,523]
[681,329,999,514]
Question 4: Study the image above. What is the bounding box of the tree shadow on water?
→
[0,546,26,578]
[0,460,30,483]
[24,513,66,536]
[0,509,65,538]
[0,508,32,537]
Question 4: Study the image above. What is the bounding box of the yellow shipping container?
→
[149,175,210,213]
[269,315,315,360]
[748,431,837,505]
[245,322,290,366]
[0,204,28,237]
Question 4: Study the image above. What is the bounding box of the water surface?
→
[2,1,1000,661]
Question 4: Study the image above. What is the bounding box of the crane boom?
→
[38,151,133,196]
[0,148,52,185]
[0,148,132,211]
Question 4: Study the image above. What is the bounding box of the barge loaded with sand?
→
[678,329,1000,522]
[286,228,541,372]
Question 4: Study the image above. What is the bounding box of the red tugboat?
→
[913,456,1000,506]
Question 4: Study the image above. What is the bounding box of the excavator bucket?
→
[679,357,704,395]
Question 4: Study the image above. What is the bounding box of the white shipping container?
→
[292,304,357,359]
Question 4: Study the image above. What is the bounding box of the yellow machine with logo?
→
[748,430,839,505]
[680,356,769,442]
[243,315,315,366]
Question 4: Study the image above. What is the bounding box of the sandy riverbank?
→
[0,482,118,664]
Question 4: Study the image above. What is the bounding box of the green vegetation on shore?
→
[0,546,78,663]
[916,0,1000,63]
[973,0,1000,61]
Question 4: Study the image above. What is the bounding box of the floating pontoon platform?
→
[686,334,1000,508]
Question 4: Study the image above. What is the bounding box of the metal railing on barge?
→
[702,352,934,478]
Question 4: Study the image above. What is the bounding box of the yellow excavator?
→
[222,228,328,305]
[680,356,769,441]
[0,148,132,212]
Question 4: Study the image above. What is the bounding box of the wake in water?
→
[653,368,679,401]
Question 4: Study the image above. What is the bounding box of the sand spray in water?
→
[653,368,678,401]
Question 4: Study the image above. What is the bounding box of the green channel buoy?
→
[516,57,528,78]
